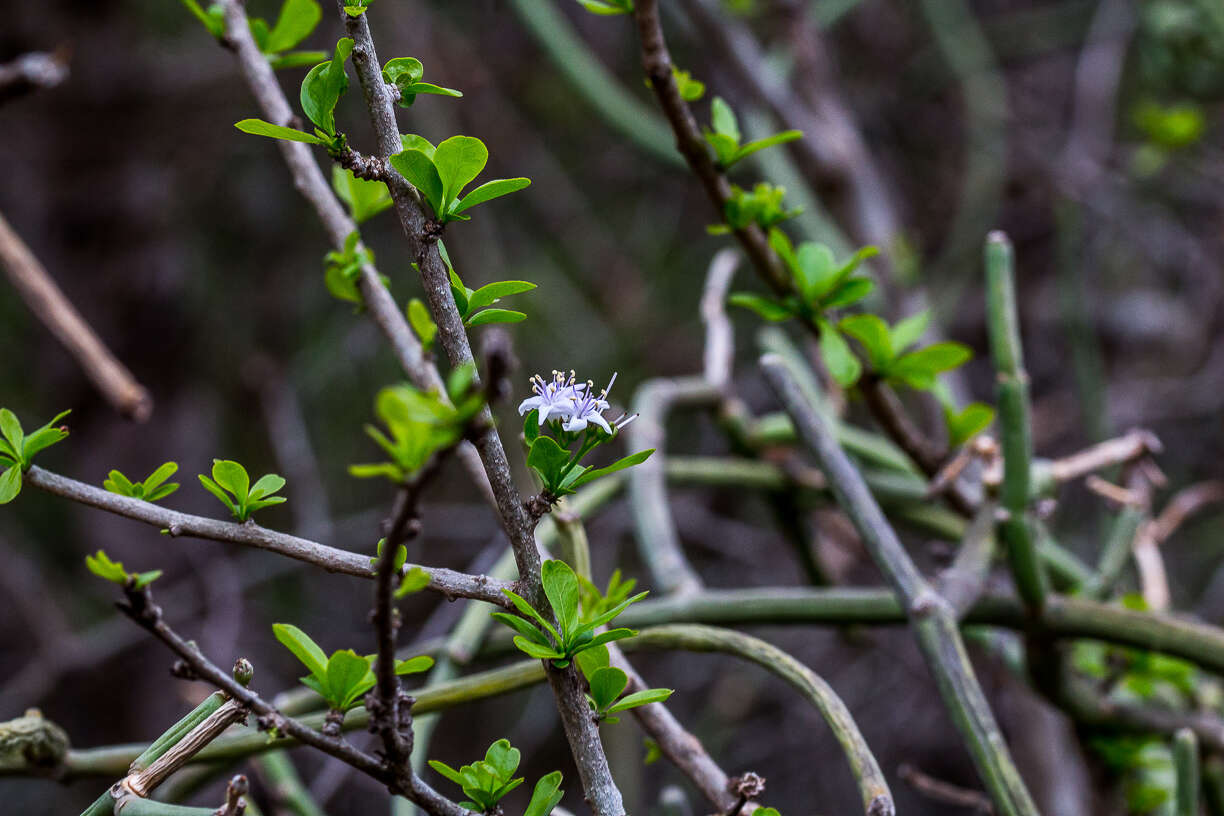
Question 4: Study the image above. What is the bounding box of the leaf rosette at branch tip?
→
[429,739,564,816]
[704,97,802,170]
[103,461,180,502]
[492,559,647,668]
[234,37,354,150]
[85,550,162,590]
[0,408,70,504]
[198,459,287,522]
[389,134,531,223]
[381,57,462,108]
[272,623,432,712]
[349,364,484,483]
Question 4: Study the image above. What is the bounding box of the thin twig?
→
[1047,428,1163,485]
[0,210,152,420]
[24,465,511,605]
[898,764,994,814]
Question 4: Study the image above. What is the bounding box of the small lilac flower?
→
[563,373,637,435]
[518,370,585,426]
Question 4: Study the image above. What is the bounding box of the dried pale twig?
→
[0,211,152,420]
[898,763,994,814]
[1047,428,1163,485]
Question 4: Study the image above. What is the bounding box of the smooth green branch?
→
[761,354,1040,816]
[632,625,892,816]
[1175,728,1200,816]
[984,231,1048,613]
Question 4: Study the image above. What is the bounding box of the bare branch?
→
[24,465,511,606]
[0,211,152,421]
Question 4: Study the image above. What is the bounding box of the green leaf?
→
[145,482,180,502]
[769,228,798,274]
[396,566,431,598]
[512,637,566,661]
[143,462,179,494]
[20,416,70,463]
[0,409,23,453]
[589,666,629,710]
[491,612,554,647]
[273,623,328,679]
[710,97,740,142]
[705,132,740,166]
[395,655,434,675]
[672,66,704,101]
[524,771,564,816]
[400,133,436,158]
[85,550,129,584]
[838,314,892,369]
[382,57,423,86]
[584,628,638,651]
[249,473,286,501]
[269,50,328,70]
[527,436,571,491]
[484,739,520,780]
[890,342,972,390]
[607,687,673,713]
[467,280,536,312]
[575,0,632,14]
[428,760,466,786]
[331,166,392,224]
[575,643,610,679]
[403,81,464,102]
[389,150,444,216]
[300,37,354,136]
[104,469,135,496]
[452,178,531,216]
[727,292,793,322]
[432,136,488,213]
[198,475,239,517]
[569,449,654,489]
[0,465,22,504]
[794,242,838,301]
[406,298,437,348]
[573,590,649,634]
[131,570,163,590]
[180,0,226,37]
[466,309,526,327]
[211,460,250,500]
[265,0,321,53]
[818,322,862,387]
[542,559,581,638]
[822,277,874,309]
[729,130,803,167]
[889,310,930,353]
[501,589,562,645]
[327,649,376,709]
[235,118,324,144]
[946,402,995,447]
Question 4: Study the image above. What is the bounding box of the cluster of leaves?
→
[236,38,354,150]
[324,231,382,306]
[349,364,484,483]
[430,740,563,816]
[85,550,162,590]
[729,231,877,386]
[1088,734,1177,814]
[492,560,646,668]
[839,311,971,391]
[198,460,287,522]
[103,462,180,503]
[711,182,801,233]
[524,409,652,499]
[576,646,672,724]
[273,623,432,711]
[333,167,392,224]
[449,269,535,329]
[390,135,531,224]
[382,58,462,108]
[181,0,325,70]
[0,409,70,504]
[575,0,634,15]
[704,98,802,170]
[646,66,705,102]
[342,0,374,16]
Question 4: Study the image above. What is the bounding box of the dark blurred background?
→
[2,0,1223,813]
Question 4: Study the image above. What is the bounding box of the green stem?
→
[255,752,327,816]
[985,231,1048,614]
[1176,728,1201,816]
[631,625,892,816]
[762,355,1040,816]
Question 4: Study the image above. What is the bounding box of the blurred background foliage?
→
[2,0,1224,813]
